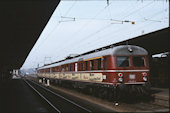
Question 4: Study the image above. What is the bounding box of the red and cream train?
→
[37,45,150,100]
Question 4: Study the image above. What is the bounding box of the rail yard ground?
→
[0,78,113,113]
[0,77,169,112]
[30,76,169,112]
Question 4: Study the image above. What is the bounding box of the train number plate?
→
[129,74,135,79]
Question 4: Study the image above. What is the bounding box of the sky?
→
[21,0,169,69]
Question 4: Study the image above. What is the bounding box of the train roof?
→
[38,45,148,70]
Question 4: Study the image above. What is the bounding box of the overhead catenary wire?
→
[65,23,113,51]
[69,0,116,33]
[94,0,162,38]
[107,0,139,20]
[39,1,79,56]
[52,2,114,55]
[24,0,169,68]
[35,0,77,49]
[31,3,65,55]
[48,1,154,60]
[51,0,143,55]
[57,2,149,54]
[89,9,168,48]
[29,1,77,64]
[58,20,138,55]
[51,1,140,56]
[122,0,155,19]
[63,0,77,16]
[58,0,77,23]
[71,3,168,53]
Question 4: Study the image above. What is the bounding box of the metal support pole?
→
[113,85,118,106]
[43,78,45,84]
[47,79,50,86]
[39,79,42,83]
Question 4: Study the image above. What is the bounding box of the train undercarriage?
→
[39,77,153,103]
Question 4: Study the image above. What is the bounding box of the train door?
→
[75,63,77,72]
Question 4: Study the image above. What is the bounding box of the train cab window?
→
[132,56,145,67]
[85,61,88,70]
[97,58,102,70]
[90,60,94,70]
[117,56,129,67]
[104,57,107,70]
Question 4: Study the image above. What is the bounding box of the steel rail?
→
[24,79,61,113]
[28,79,92,113]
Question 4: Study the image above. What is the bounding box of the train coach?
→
[37,45,151,101]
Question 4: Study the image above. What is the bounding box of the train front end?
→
[115,55,149,85]
[111,45,151,100]
[111,45,149,85]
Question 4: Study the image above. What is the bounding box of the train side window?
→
[63,65,65,71]
[90,60,94,70]
[117,56,129,67]
[69,64,71,71]
[104,57,107,70]
[81,62,83,71]
[97,58,102,70]
[71,64,73,71]
[70,64,72,71]
[79,63,82,71]
[72,64,74,71]
[78,63,80,71]
[62,66,64,72]
[73,64,75,71]
[85,61,88,70]
[66,65,68,71]
[132,56,145,67]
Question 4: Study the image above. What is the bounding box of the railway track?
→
[26,77,169,112]
[47,82,169,112]
[24,79,91,113]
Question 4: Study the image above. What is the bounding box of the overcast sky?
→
[21,0,169,69]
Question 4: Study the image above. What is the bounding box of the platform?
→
[0,79,52,112]
[151,87,169,107]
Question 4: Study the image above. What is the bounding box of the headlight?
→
[118,73,123,77]
[142,72,147,76]
[143,76,147,81]
[118,78,123,82]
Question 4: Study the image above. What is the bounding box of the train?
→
[37,45,151,102]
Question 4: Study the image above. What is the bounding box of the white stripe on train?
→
[44,69,149,74]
